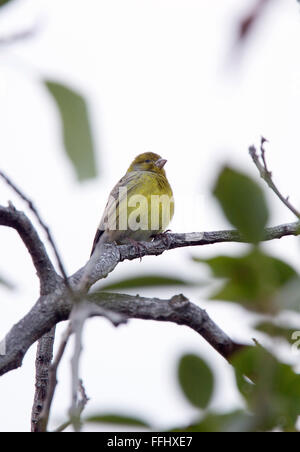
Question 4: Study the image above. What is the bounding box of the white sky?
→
[1,0,300,432]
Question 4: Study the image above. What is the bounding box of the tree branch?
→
[33,304,125,433]
[34,325,72,432]
[67,300,126,431]
[249,141,300,219]
[0,170,70,288]
[31,327,56,432]
[0,204,58,294]
[72,220,300,291]
[53,380,89,433]
[0,290,243,380]
[89,292,244,360]
[0,173,72,431]
[0,216,298,378]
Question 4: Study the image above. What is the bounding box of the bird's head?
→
[127,152,167,175]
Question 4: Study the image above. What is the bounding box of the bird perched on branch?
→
[91,152,174,256]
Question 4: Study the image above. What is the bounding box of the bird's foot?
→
[128,238,147,261]
[151,230,172,249]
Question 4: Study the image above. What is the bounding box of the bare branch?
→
[0,201,62,432]
[35,325,72,432]
[69,305,86,431]
[0,171,70,288]
[0,27,38,46]
[237,0,271,42]
[249,142,300,219]
[0,289,244,382]
[89,293,244,360]
[0,217,298,378]
[68,301,126,431]
[31,327,56,432]
[72,221,300,292]
[53,380,89,433]
[0,204,58,294]
[53,420,71,433]
[31,302,125,432]
[0,173,78,432]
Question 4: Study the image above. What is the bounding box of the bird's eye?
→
[145,159,151,163]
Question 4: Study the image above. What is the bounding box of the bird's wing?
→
[90,171,143,255]
[98,171,142,230]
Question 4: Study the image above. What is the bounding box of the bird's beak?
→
[155,158,167,169]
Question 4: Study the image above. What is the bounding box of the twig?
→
[69,379,90,433]
[249,140,300,219]
[31,327,56,432]
[35,302,123,433]
[53,380,89,433]
[238,0,271,42]
[78,379,89,410]
[53,420,71,433]
[69,305,86,431]
[0,170,71,288]
[0,28,38,46]
[68,301,126,431]
[0,204,58,294]
[35,325,72,432]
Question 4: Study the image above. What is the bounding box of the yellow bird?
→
[91,152,174,255]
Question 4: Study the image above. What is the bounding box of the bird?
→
[91,152,174,256]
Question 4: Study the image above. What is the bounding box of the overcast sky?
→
[1,0,300,432]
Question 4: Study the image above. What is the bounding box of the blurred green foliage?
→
[255,321,296,341]
[172,410,252,433]
[45,81,97,181]
[174,167,300,432]
[213,166,269,242]
[86,165,300,432]
[194,249,297,313]
[100,274,200,291]
[232,344,300,431]
[85,414,150,428]
[0,0,15,7]
[178,354,214,409]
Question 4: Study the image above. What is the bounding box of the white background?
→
[1,0,300,432]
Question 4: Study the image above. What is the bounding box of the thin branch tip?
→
[249,143,300,219]
[0,170,70,288]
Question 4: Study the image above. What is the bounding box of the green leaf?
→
[232,344,300,431]
[178,354,214,410]
[194,248,297,313]
[85,414,149,428]
[100,274,198,291]
[213,166,269,242]
[255,321,296,341]
[172,410,253,432]
[45,80,97,181]
[0,0,15,7]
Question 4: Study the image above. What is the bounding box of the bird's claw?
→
[151,230,172,249]
[128,238,147,261]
